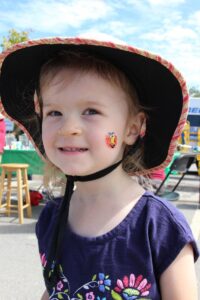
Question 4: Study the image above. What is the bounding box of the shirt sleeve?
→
[147,196,199,277]
[35,198,61,255]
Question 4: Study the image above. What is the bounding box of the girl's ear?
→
[34,92,41,115]
[124,112,146,145]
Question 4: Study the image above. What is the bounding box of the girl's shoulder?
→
[135,192,199,267]
[35,197,62,239]
[137,191,190,229]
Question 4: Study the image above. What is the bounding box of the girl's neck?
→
[72,165,143,205]
[69,166,145,238]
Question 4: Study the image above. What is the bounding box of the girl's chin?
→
[50,161,79,176]
[58,166,99,177]
[58,166,87,176]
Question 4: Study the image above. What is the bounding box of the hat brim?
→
[0,37,188,172]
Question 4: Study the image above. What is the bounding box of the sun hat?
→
[0,37,189,173]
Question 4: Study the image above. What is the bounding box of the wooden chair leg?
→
[6,171,12,216]
[0,169,5,208]
[23,168,32,218]
[17,169,23,224]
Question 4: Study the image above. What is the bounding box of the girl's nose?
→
[58,118,82,136]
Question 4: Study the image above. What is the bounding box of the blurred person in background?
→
[0,111,6,163]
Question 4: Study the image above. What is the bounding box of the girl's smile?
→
[58,146,88,155]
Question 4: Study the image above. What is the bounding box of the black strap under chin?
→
[43,159,122,292]
[71,159,123,182]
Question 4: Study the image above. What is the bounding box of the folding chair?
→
[155,154,196,201]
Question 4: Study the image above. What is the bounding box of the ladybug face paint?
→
[105,132,117,148]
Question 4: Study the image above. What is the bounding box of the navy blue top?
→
[36,191,199,300]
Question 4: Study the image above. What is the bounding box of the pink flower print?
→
[86,291,95,300]
[112,274,151,299]
[56,280,64,291]
[40,253,47,268]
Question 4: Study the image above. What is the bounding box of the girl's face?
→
[41,69,141,176]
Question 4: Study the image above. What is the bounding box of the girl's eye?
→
[47,111,62,117]
[83,108,99,115]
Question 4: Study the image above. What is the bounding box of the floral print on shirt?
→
[40,253,152,300]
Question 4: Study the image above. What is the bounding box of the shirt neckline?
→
[67,191,152,244]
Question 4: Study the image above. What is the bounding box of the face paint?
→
[105,132,117,148]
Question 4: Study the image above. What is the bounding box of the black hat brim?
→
[0,38,187,171]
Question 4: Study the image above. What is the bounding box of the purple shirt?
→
[36,191,199,300]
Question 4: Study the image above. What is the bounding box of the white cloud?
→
[0,0,113,34]
[147,0,185,6]
[188,10,200,30]
[127,0,185,11]
[142,25,198,42]
[106,21,138,38]
[78,30,126,44]
[86,20,138,40]
[140,23,200,87]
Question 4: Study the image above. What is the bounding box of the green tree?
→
[0,29,30,50]
[189,86,200,97]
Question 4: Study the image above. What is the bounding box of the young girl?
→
[0,37,199,300]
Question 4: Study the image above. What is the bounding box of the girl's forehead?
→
[40,66,122,93]
[41,68,82,89]
[41,68,129,105]
[41,68,106,96]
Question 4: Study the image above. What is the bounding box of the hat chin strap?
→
[67,158,123,182]
[44,159,122,292]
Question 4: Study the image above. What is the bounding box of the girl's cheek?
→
[42,123,50,142]
[42,119,53,132]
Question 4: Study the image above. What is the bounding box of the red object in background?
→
[149,169,165,181]
[0,118,6,153]
[30,190,43,206]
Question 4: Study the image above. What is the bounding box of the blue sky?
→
[0,0,200,88]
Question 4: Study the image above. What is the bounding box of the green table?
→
[1,149,44,175]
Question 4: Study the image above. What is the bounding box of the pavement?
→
[0,173,200,300]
